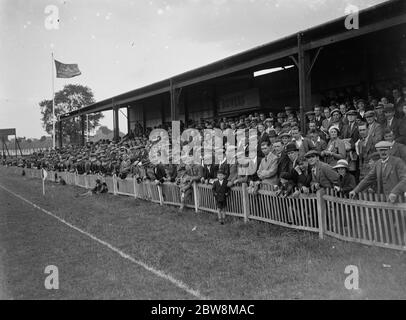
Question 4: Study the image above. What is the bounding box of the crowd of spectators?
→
[2,86,406,208]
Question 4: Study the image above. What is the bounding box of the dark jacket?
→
[212,179,229,202]
[336,173,356,196]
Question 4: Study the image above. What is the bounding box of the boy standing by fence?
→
[212,169,229,224]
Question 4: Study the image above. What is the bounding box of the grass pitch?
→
[0,167,405,299]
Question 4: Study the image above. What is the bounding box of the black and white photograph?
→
[1,0,406,304]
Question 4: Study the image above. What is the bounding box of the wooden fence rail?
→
[2,166,406,252]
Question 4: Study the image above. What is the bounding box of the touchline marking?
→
[0,183,208,300]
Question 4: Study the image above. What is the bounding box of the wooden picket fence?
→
[2,165,406,251]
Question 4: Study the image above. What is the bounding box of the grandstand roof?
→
[60,0,406,120]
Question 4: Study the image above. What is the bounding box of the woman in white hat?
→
[333,159,356,197]
[321,126,346,167]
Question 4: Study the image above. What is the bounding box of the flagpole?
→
[52,52,56,149]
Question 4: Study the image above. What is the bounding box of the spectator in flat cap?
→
[291,126,313,158]
[305,149,339,191]
[375,103,386,125]
[308,130,327,154]
[355,122,376,181]
[212,168,229,224]
[365,110,384,147]
[393,88,405,119]
[279,132,291,147]
[384,128,406,162]
[397,102,406,145]
[272,139,290,181]
[350,141,406,203]
[383,104,401,140]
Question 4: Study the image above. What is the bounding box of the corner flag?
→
[42,168,48,195]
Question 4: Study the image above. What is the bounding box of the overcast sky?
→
[0,0,387,138]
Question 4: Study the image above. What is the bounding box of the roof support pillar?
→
[80,115,85,146]
[113,106,120,142]
[58,120,63,149]
[297,33,312,133]
[170,79,181,121]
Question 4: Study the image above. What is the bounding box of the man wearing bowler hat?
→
[350,141,406,203]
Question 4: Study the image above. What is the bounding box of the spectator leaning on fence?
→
[350,141,406,203]
[333,159,356,197]
[305,150,339,192]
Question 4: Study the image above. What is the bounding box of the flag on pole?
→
[54,59,81,78]
[42,168,48,196]
[42,168,48,181]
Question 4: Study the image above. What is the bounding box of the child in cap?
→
[212,169,229,224]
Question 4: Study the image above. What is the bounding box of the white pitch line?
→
[0,183,208,300]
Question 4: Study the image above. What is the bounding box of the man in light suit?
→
[350,141,406,203]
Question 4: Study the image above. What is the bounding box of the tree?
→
[39,84,103,144]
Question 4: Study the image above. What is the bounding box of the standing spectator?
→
[355,122,376,181]
[356,99,367,120]
[273,139,290,179]
[333,160,356,197]
[291,126,313,158]
[212,169,229,224]
[329,109,344,133]
[384,129,406,162]
[321,107,332,138]
[308,130,328,154]
[321,126,346,166]
[383,104,401,140]
[393,88,405,118]
[257,141,279,187]
[350,141,406,203]
[314,105,324,130]
[305,150,339,191]
[365,110,384,146]
[397,102,406,145]
[341,109,360,174]
[375,103,386,125]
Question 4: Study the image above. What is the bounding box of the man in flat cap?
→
[374,103,386,125]
[350,141,406,203]
[365,110,384,147]
[383,104,401,140]
[305,150,339,191]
